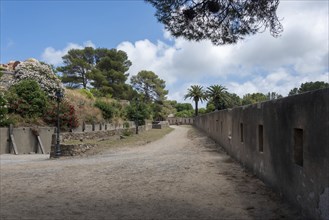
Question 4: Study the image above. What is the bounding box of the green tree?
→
[126,98,151,125]
[131,70,168,103]
[206,85,230,111]
[175,110,194,118]
[288,81,329,96]
[225,93,242,108]
[175,103,193,112]
[242,93,267,105]
[184,85,207,116]
[267,92,283,100]
[145,0,283,45]
[58,47,95,89]
[152,100,177,121]
[91,49,132,99]
[58,47,132,99]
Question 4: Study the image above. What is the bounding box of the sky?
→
[1,0,328,107]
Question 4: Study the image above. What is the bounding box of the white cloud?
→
[117,1,328,101]
[41,41,96,66]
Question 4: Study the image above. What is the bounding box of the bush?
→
[122,121,133,136]
[0,92,9,126]
[7,80,48,118]
[94,100,116,120]
[78,89,94,99]
[43,100,79,131]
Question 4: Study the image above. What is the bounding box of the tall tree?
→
[184,85,207,116]
[92,49,132,99]
[288,81,329,96]
[130,70,168,102]
[225,93,242,108]
[267,92,283,100]
[242,93,267,105]
[58,47,133,99]
[206,85,230,111]
[145,0,283,45]
[58,47,95,89]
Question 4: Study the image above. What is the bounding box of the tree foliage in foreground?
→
[145,0,283,45]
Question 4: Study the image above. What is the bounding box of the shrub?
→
[78,89,94,99]
[0,92,9,126]
[94,100,115,120]
[7,80,48,118]
[43,100,79,131]
[122,121,133,136]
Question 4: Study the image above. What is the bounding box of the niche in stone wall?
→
[258,125,264,152]
[240,123,244,143]
[293,128,304,167]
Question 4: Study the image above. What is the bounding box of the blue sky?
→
[1,0,328,106]
[1,1,165,61]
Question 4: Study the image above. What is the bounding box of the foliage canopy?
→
[145,0,283,45]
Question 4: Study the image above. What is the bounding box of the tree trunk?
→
[195,100,198,116]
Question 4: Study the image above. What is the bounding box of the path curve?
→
[0,125,301,219]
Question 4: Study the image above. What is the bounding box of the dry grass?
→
[65,89,103,123]
[80,127,174,156]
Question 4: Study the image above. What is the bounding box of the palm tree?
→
[206,85,230,111]
[184,85,206,116]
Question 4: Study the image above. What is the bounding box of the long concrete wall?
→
[0,121,138,155]
[194,88,329,220]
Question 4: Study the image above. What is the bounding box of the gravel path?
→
[0,125,301,220]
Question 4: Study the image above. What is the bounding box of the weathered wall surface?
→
[194,88,329,220]
[167,117,194,125]
[0,122,137,155]
[0,127,55,154]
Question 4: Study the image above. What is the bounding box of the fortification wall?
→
[0,122,137,155]
[194,88,329,220]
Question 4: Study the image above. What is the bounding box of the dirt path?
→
[0,125,301,220]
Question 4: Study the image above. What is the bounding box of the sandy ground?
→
[0,125,301,220]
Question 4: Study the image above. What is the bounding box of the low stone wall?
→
[61,130,119,143]
[167,117,194,125]
[0,121,137,155]
[152,121,170,129]
[49,125,148,157]
[51,143,97,157]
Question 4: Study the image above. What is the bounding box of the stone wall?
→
[0,122,137,155]
[167,117,194,125]
[194,88,329,220]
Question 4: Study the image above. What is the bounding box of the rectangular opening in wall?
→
[240,123,244,143]
[221,121,223,134]
[258,125,264,152]
[294,128,303,167]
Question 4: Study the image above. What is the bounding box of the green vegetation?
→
[288,81,329,96]
[7,80,48,118]
[184,85,207,116]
